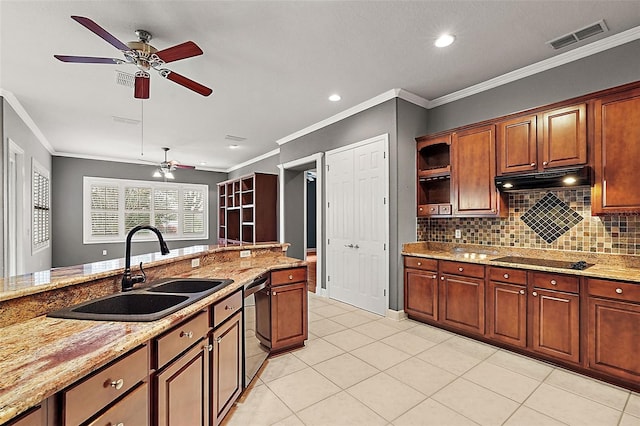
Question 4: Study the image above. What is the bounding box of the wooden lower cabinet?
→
[530,288,580,364]
[587,278,640,383]
[211,311,243,425]
[156,341,210,426]
[486,280,527,348]
[404,268,438,322]
[6,404,47,426]
[88,382,148,426]
[438,273,484,335]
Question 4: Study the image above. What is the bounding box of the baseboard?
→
[386,309,408,321]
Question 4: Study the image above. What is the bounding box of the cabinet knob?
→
[204,344,213,352]
[224,305,235,310]
[543,161,548,166]
[272,291,277,296]
[432,275,437,279]
[519,289,525,295]
[116,423,124,426]
[458,267,464,272]
[180,331,194,339]
[417,262,422,266]
[503,273,509,279]
[288,274,293,280]
[110,379,124,390]
[550,280,557,286]
[616,288,623,294]
[216,337,223,344]
[430,207,437,212]
[441,276,444,281]
[532,291,538,297]
[419,207,423,211]
[530,162,536,167]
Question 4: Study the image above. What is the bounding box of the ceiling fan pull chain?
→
[140,100,144,156]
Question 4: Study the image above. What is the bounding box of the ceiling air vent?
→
[115,70,135,88]
[547,19,608,50]
[225,134,247,142]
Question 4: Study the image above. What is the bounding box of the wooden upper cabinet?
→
[541,104,587,169]
[416,134,452,217]
[497,114,538,175]
[592,88,640,215]
[452,125,506,217]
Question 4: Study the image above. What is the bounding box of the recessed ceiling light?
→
[229,144,239,149]
[199,162,207,166]
[328,94,341,102]
[435,34,455,48]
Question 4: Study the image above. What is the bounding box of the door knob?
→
[345,244,354,248]
[354,244,359,249]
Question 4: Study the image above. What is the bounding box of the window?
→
[32,160,51,253]
[83,177,208,244]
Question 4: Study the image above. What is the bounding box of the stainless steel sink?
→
[147,278,233,294]
[47,278,234,322]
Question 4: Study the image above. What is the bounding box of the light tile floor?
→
[223,292,640,426]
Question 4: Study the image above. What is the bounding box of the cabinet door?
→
[156,341,209,426]
[486,281,527,348]
[88,383,148,426]
[588,297,640,382]
[452,125,505,216]
[541,104,587,169]
[439,273,485,335]
[497,115,538,175]
[271,282,308,352]
[212,311,243,426]
[531,289,580,364]
[7,405,46,426]
[404,269,438,322]
[592,88,640,214]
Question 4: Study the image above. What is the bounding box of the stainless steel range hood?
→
[494,166,591,191]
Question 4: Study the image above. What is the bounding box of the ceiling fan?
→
[153,147,195,180]
[54,15,212,99]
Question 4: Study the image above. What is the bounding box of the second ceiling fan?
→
[54,15,212,99]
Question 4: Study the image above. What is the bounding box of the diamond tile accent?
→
[521,192,583,243]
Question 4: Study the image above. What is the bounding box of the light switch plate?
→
[240,250,251,258]
[455,229,462,239]
[191,258,200,268]
[102,250,107,256]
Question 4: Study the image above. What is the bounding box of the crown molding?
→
[429,25,640,108]
[0,88,55,154]
[225,148,280,173]
[54,151,227,172]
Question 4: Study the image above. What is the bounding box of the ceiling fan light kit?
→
[54,15,212,99]
[153,147,195,180]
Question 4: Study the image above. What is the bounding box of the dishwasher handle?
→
[245,274,269,296]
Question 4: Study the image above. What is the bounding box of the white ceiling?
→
[1,1,639,171]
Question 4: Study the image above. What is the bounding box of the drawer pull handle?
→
[417,262,422,266]
[432,275,437,279]
[272,291,277,296]
[419,207,423,211]
[288,274,293,280]
[532,291,538,297]
[550,280,557,285]
[503,273,509,279]
[224,305,235,310]
[440,276,444,281]
[180,331,194,339]
[110,379,124,390]
[530,162,536,167]
[543,161,548,166]
[616,288,623,294]
[519,289,525,295]
[458,267,463,272]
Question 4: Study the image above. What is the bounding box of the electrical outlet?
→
[102,250,107,256]
[455,229,462,239]
[240,250,251,258]
[191,258,200,268]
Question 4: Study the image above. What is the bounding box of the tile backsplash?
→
[417,187,640,255]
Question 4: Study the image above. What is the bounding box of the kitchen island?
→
[0,243,305,425]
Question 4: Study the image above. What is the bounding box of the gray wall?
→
[51,156,227,267]
[228,151,280,179]
[282,169,306,260]
[2,98,53,275]
[0,99,4,275]
[426,39,640,134]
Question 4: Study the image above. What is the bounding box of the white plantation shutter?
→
[83,177,208,243]
[32,161,51,252]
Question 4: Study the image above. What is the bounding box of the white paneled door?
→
[326,135,388,315]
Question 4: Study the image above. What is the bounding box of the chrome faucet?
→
[122,225,170,292]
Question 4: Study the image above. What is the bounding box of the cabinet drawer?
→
[531,272,579,293]
[212,290,243,328]
[440,261,485,278]
[64,345,148,426]
[489,267,527,285]
[271,267,306,286]
[588,279,640,303]
[404,256,437,271]
[87,382,148,426]
[156,311,209,369]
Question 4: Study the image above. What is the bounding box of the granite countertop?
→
[0,251,305,424]
[402,242,640,283]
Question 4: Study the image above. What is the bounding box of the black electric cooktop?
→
[492,256,594,270]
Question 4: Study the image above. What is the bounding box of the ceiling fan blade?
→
[154,41,203,64]
[134,72,150,99]
[70,15,131,51]
[54,55,121,64]
[168,160,196,169]
[161,70,213,97]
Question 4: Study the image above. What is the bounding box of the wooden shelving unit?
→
[217,172,278,245]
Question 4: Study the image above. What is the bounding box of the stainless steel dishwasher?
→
[243,273,270,387]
